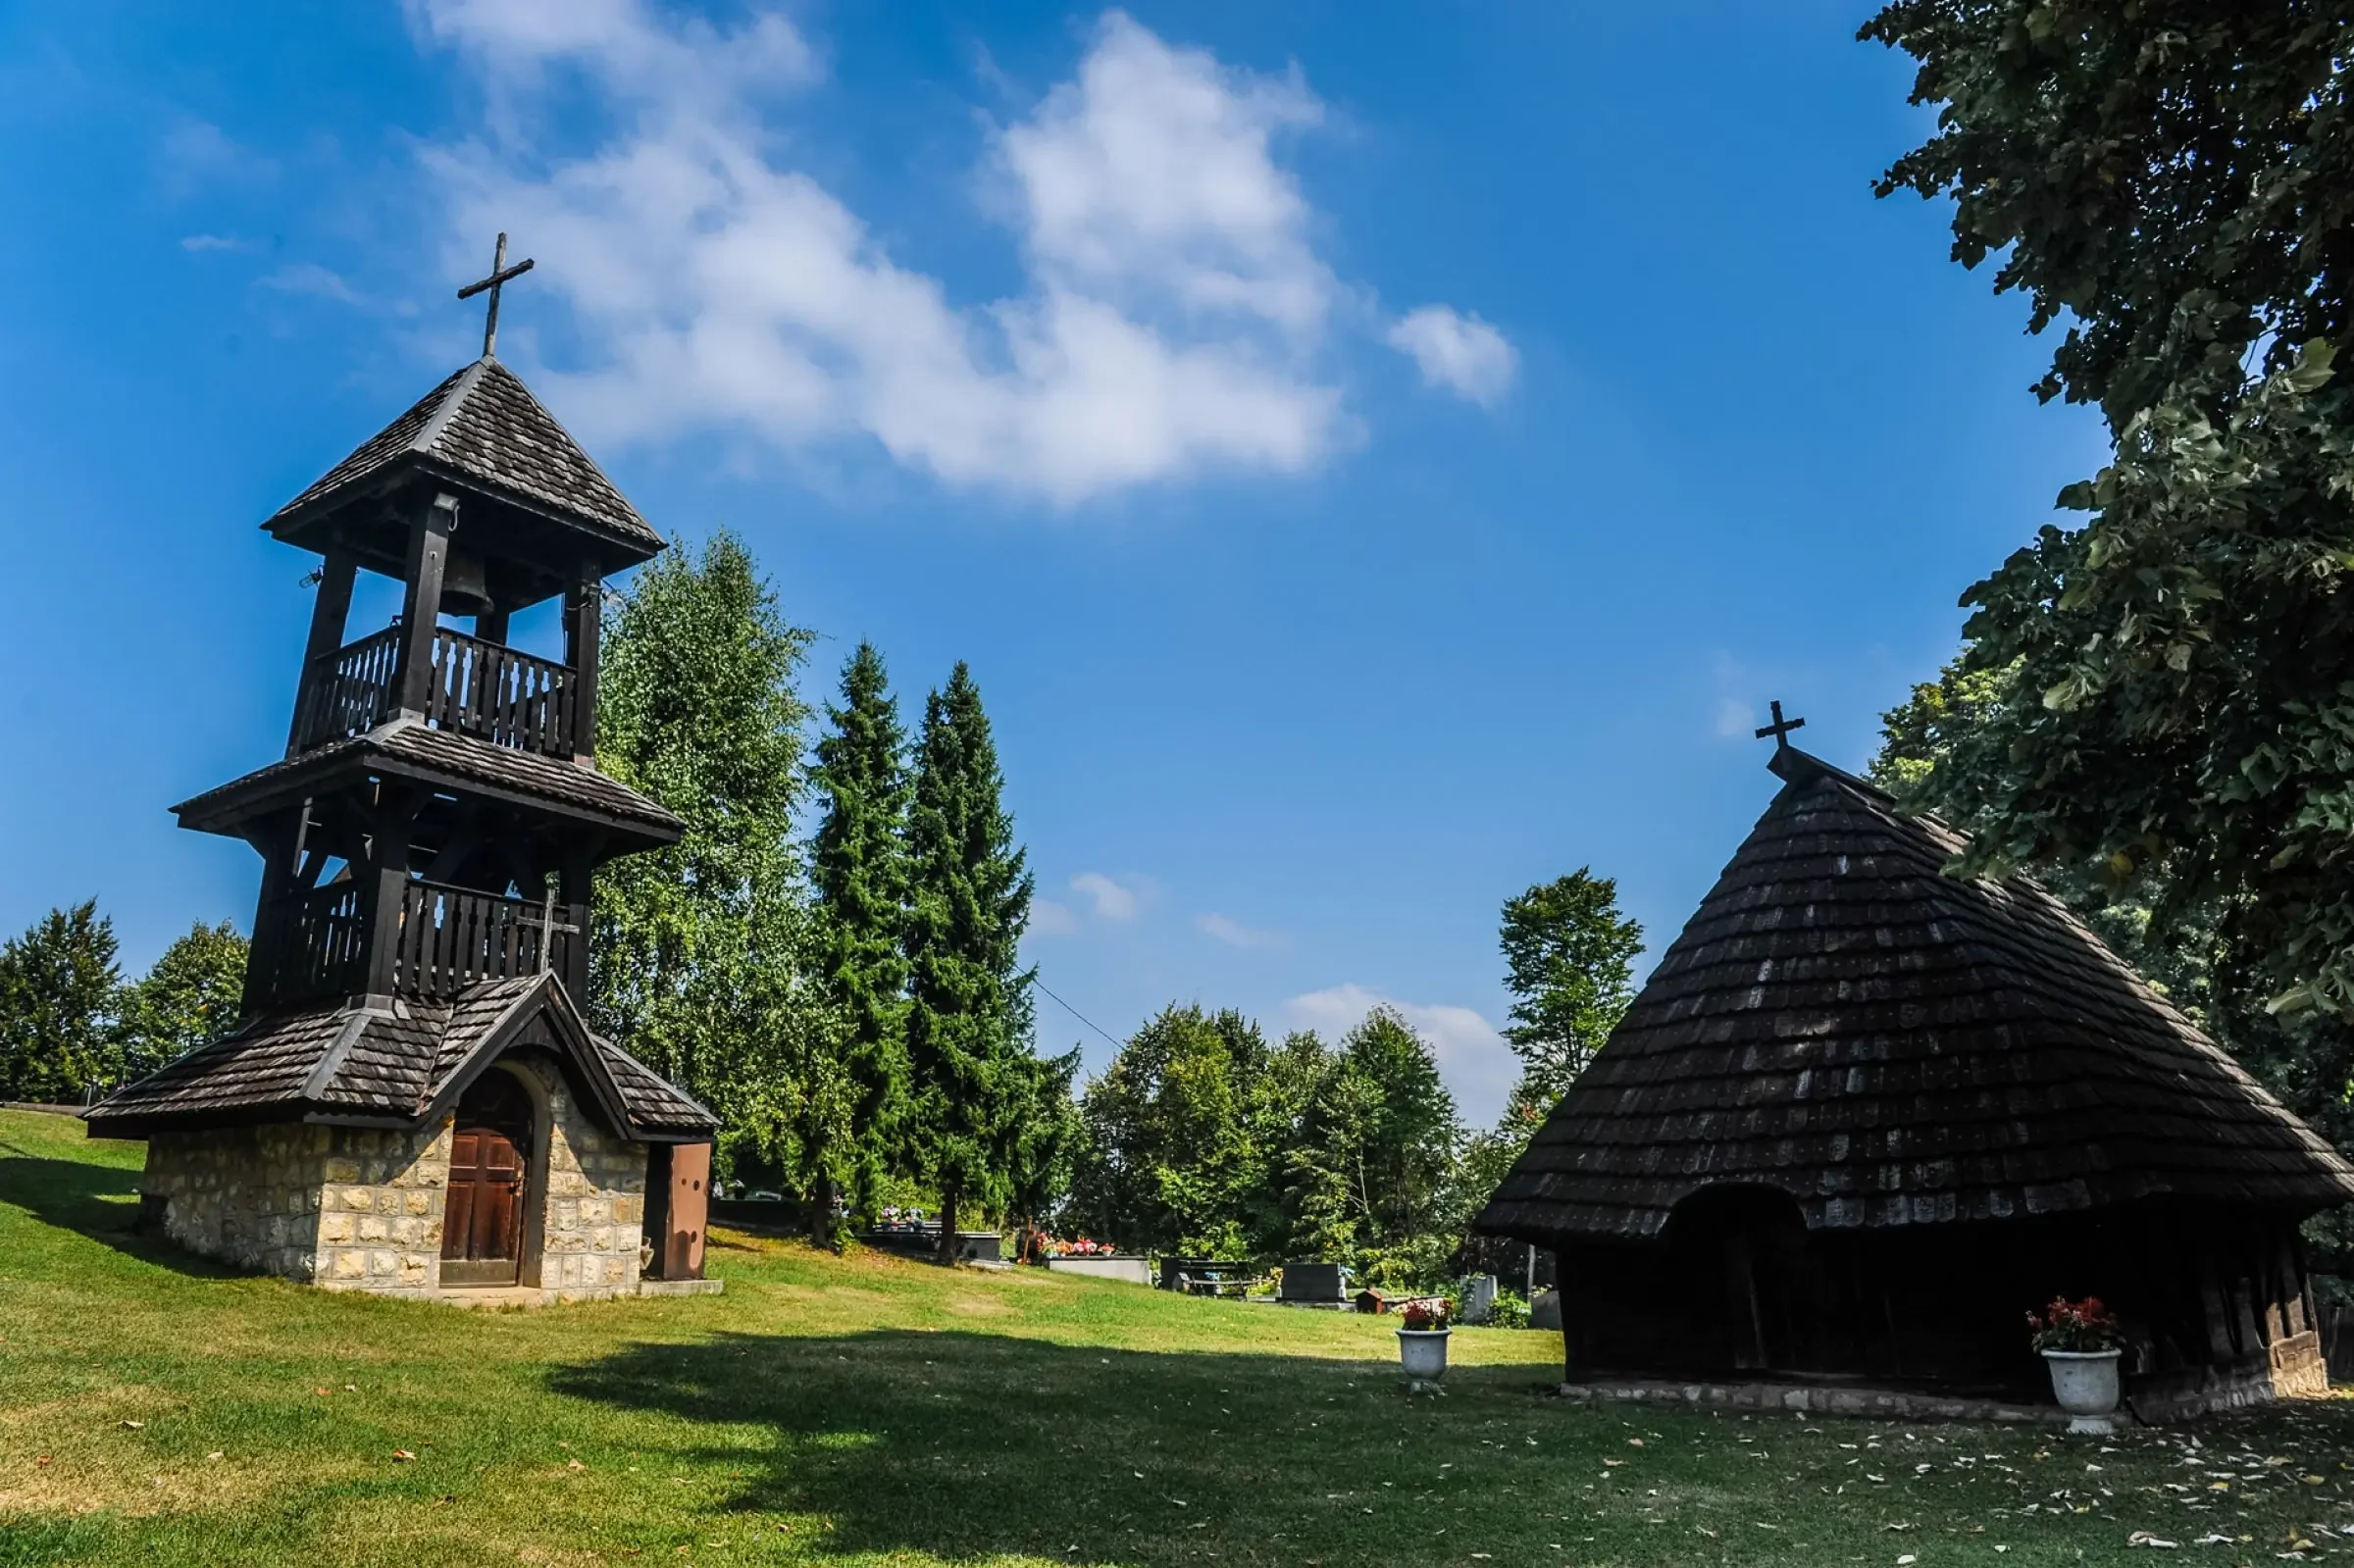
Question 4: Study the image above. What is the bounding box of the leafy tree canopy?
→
[118,921,247,1081]
[1498,870,1644,1113]
[1862,2,2354,1062]
[0,902,121,1102]
[589,530,849,1190]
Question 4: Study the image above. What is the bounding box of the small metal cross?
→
[1754,699,1807,751]
[456,231,536,359]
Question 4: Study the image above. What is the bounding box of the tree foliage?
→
[1860,1,2354,1113]
[902,662,1036,1250]
[1497,870,1644,1115]
[117,921,247,1081]
[589,531,849,1192]
[1074,1002,1463,1287]
[1071,1005,1277,1256]
[810,640,913,1217]
[0,902,121,1102]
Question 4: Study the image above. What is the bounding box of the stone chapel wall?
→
[311,1120,453,1294]
[144,1124,334,1280]
[510,1054,648,1298]
[143,1120,455,1293]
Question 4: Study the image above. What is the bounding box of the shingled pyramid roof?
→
[262,357,659,556]
[1475,751,2354,1245]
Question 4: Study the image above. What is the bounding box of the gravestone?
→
[1529,1288,1562,1331]
[1460,1274,1498,1325]
[1279,1261,1347,1304]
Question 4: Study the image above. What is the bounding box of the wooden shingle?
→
[1475,750,2354,1244]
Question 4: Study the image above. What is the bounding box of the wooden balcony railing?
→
[246,879,370,1010]
[292,626,402,751]
[393,880,577,1000]
[291,625,578,759]
[247,878,577,1009]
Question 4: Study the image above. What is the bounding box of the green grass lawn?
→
[2,1108,2351,1567]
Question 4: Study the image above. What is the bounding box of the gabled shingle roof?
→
[264,357,659,553]
[85,974,715,1142]
[1475,751,2354,1244]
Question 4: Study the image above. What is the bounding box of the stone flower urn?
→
[2041,1348,2124,1435]
[1397,1327,1451,1389]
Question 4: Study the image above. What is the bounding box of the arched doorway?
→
[440,1070,535,1287]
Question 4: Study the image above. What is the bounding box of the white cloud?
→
[1197,912,1284,950]
[1386,304,1515,405]
[1281,983,1516,1126]
[179,233,246,253]
[258,263,363,304]
[1070,871,1144,922]
[1714,696,1755,738]
[414,5,1500,504]
[1030,898,1079,937]
[158,118,277,196]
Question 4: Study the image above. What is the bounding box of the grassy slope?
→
[1,1110,2350,1567]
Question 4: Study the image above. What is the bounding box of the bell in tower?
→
[87,236,721,1303]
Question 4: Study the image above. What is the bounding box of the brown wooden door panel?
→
[440,1072,533,1286]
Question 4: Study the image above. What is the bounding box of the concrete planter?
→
[2042,1348,2124,1434]
[1398,1328,1451,1389]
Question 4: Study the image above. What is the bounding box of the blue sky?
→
[0,2,2106,1124]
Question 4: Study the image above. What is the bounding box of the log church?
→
[86,238,720,1303]
[1476,722,2354,1421]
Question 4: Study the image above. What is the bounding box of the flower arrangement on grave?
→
[2025,1295,2122,1353]
[1041,1236,1118,1258]
[1400,1297,1451,1332]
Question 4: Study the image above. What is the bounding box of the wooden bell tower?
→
[174,238,683,1018]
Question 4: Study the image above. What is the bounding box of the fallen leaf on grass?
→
[119,1420,144,1430]
[2126,1532,2179,1548]
[205,1451,223,1461]
[391,1450,417,1462]
[34,1456,52,1468]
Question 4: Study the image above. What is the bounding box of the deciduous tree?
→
[1498,871,1643,1114]
[590,531,849,1196]
[117,921,247,1081]
[0,902,121,1102]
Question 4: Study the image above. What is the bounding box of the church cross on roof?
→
[456,231,535,359]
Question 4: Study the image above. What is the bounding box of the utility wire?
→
[1033,977,1123,1049]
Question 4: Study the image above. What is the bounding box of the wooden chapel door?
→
[441,1070,534,1287]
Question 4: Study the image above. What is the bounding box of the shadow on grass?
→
[0,1151,242,1279]
[549,1328,1561,1566]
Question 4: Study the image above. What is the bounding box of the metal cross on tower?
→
[456,232,536,359]
[1754,699,1807,751]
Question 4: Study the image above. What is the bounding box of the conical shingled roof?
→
[263,357,659,555]
[1475,752,2354,1245]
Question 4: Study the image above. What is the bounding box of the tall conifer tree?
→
[810,640,913,1231]
[902,662,1035,1258]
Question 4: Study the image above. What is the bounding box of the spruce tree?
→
[902,662,1035,1259]
[809,640,912,1234]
